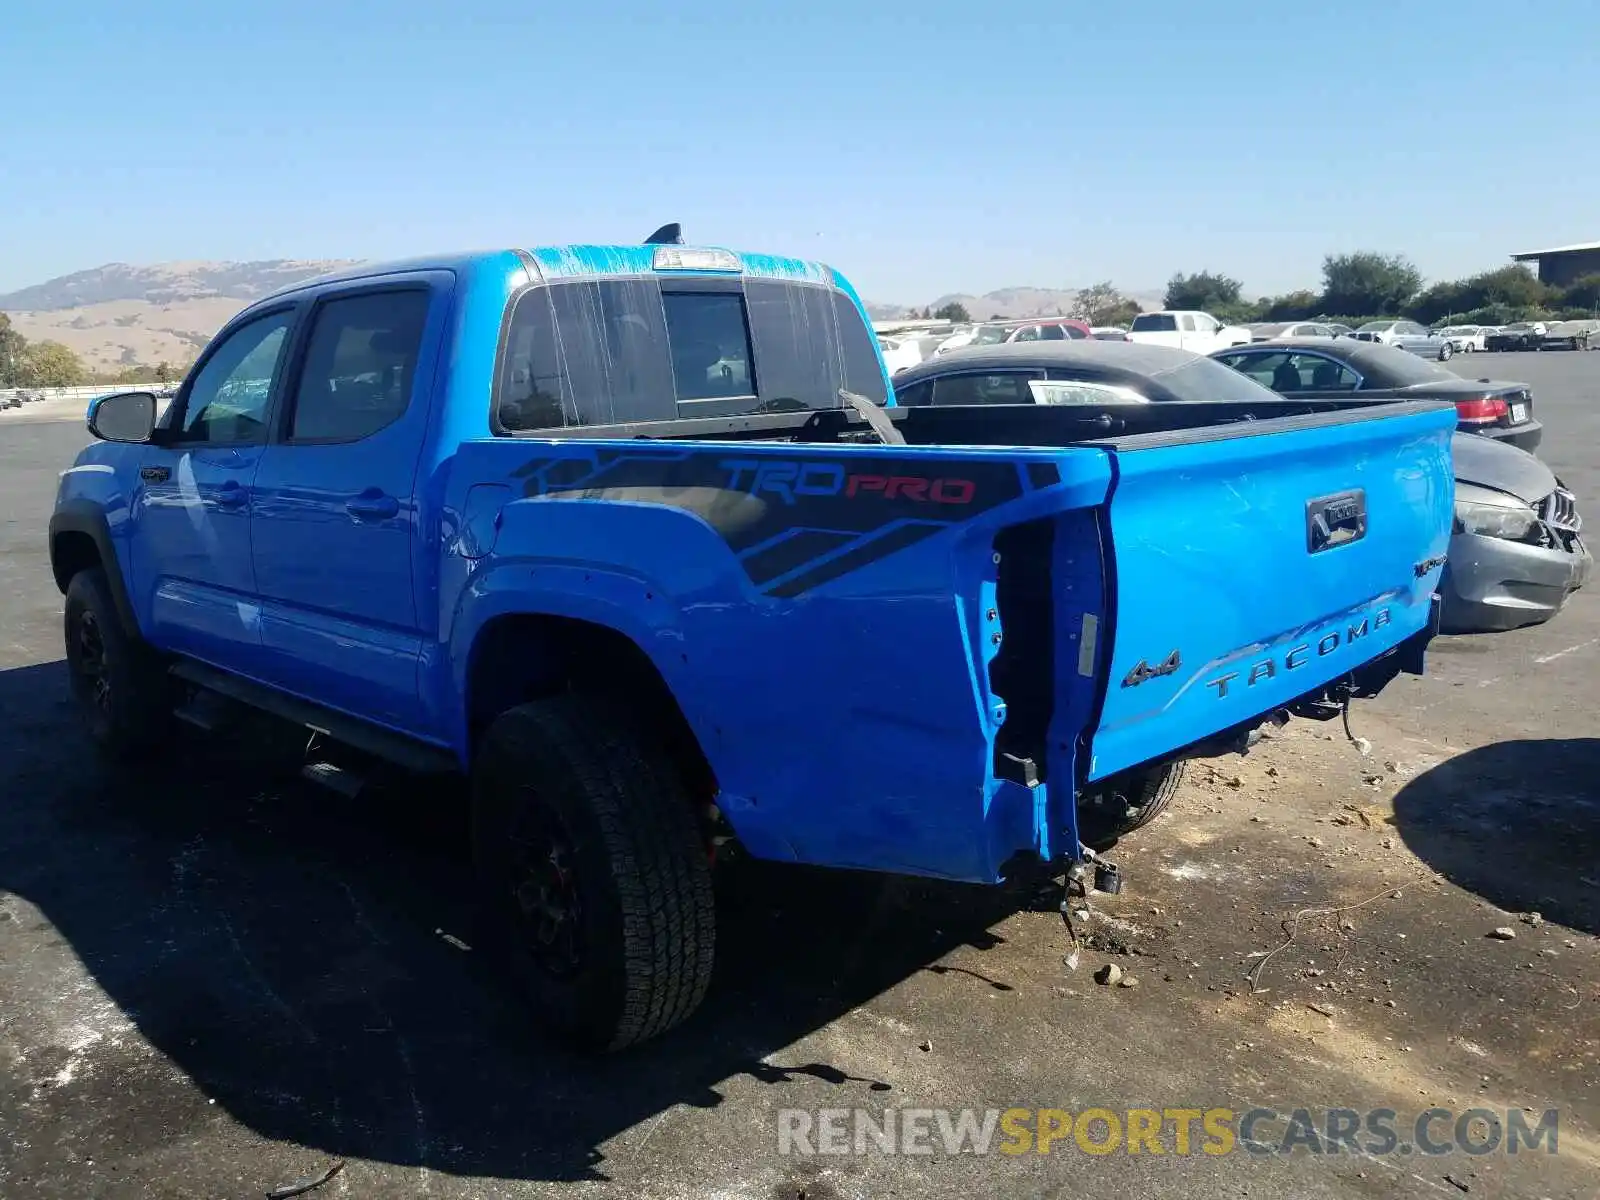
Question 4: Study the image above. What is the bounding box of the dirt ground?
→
[3,371,1599,1198]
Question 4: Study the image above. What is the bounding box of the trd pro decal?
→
[509,448,1057,597]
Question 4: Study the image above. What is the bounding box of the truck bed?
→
[455,396,1456,881]
[506,395,1423,449]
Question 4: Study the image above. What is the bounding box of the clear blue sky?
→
[3,0,1597,303]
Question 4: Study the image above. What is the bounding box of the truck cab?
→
[1127,309,1252,354]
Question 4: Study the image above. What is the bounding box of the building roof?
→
[1510,240,1600,261]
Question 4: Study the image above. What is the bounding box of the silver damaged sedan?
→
[1443,434,1591,632]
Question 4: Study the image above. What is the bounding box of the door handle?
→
[346,491,400,521]
[214,482,248,509]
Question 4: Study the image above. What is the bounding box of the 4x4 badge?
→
[1122,650,1181,688]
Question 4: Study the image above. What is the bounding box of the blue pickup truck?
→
[50,237,1456,1048]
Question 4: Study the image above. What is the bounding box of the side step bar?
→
[169,659,460,775]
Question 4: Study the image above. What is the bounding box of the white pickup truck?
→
[1127,310,1252,353]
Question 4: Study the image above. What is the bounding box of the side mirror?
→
[87,391,158,443]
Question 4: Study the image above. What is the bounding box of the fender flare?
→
[48,502,141,639]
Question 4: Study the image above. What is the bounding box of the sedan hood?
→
[1452,432,1555,504]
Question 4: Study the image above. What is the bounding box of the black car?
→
[889,341,1279,408]
[1484,323,1545,352]
[1209,338,1541,452]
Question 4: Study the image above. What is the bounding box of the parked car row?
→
[881,310,1600,378]
[1538,319,1600,350]
[888,336,1587,636]
[1235,318,1600,356]
[1242,321,1354,341]
[2,390,52,410]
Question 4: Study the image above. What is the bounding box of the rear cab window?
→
[1130,313,1177,333]
[494,272,886,432]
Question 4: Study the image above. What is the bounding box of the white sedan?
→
[877,336,925,375]
[1436,325,1487,353]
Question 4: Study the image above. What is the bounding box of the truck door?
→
[1176,312,1198,350]
[246,276,449,734]
[128,307,297,668]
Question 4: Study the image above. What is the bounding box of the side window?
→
[1219,351,1289,388]
[1039,324,1067,341]
[892,379,934,407]
[1028,380,1144,405]
[174,310,294,444]
[1289,354,1359,391]
[1062,324,1089,339]
[931,372,1038,405]
[288,291,430,442]
[1178,314,1197,332]
[1011,325,1042,342]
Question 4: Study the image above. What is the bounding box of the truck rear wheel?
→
[63,567,171,761]
[471,695,715,1051]
[1077,761,1187,845]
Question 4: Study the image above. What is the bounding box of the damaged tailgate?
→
[1082,401,1456,782]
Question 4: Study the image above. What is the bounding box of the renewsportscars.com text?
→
[777,1106,1560,1158]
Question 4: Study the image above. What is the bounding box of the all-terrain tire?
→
[63,567,171,761]
[1077,761,1188,845]
[471,695,715,1051]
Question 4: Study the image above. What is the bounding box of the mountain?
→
[1,261,1164,373]
[0,260,357,373]
[868,285,1164,322]
[0,260,358,312]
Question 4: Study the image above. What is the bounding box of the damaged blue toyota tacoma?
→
[49,233,1456,1049]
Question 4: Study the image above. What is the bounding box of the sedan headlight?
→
[1454,498,1537,540]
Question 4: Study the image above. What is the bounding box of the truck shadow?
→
[0,658,1033,1184]
[1390,737,1600,937]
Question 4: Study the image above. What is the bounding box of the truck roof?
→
[265,245,847,300]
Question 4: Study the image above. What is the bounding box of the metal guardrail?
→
[4,385,125,404]
[1,384,174,414]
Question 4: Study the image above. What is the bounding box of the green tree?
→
[155,360,173,384]
[1164,270,1243,313]
[0,314,26,387]
[1259,290,1321,321]
[19,340,87,387]
[1406,279,1471,326]
[1070,281,1139,327]
[933,301,971,323]
[1470,264,1549,310]
[1560,273,1600,311]
[1321,252,1422,317]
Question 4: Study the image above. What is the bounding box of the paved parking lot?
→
[1,353,1597,1199]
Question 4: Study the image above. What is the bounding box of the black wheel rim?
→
[74,610,112,716]
[505,799,585,979]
